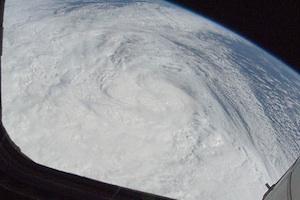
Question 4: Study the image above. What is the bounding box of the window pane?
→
[3,1,300,200]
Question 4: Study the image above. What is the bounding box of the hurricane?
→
[3,0,300,199]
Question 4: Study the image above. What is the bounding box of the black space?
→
[168,0,300,73]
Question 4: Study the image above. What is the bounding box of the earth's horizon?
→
[3,0,300,199]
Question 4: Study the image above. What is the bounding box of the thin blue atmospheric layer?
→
[164,0,300,161]
[167,0,300,78]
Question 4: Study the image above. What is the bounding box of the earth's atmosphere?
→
[2,0,300,199]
